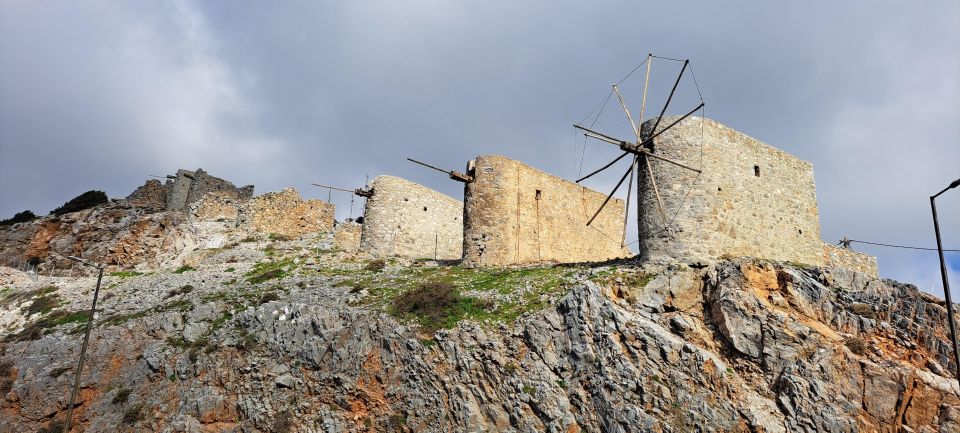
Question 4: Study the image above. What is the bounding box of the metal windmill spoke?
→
[575,149,630,183]
[648,59,688,137]
[613,84,640,142]
[586,162,635,226]
[622,155,638,245]
[644,155,669,224]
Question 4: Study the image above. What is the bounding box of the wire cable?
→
[847,239,960,252]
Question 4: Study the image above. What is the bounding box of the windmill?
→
[310,181,373,220]
[573,54,705,247]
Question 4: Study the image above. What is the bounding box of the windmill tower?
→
[573,54,706,252]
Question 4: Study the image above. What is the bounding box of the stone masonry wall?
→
[823,243,879,279]
[333,221,362,252]
[189,192,242,222]
[125,179,168,210]
[359,176,463,260]
[165,169,254,211]
[462,155,630,267]
[636,116,824,266]
[236,188,334,238]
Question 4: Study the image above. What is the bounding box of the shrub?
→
[112,387,131,405]
[173,265,195,274]
[122,404,144,424]
[845,336,867,355]
[166,285,194,298]
[364,259,386,272]
[50,191,108,216]
[0,210,37,226]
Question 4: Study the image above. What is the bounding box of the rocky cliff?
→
[1,233,958,432]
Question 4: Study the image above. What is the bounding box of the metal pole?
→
[932,190,960,383]
[64,266,103,433]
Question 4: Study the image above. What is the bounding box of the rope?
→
[847,239,959,252]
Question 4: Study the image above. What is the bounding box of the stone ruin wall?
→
[236,188,335,238]
[637,116,825,267]
[823,243,880,279]
[360,176,463,260]
[165,169,254,211]
[125,179,168,210]
[462,155,630,267]
[189,192,242,222]
[333,221,362,252]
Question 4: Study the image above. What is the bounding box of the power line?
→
[845,239,960,252]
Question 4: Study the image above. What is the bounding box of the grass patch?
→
[245,257,297,284]
[173,265,195,274]
[268,233,293,242]
[109,271,142,278]
[225,267,235,273]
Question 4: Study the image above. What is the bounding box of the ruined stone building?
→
[462,155,631,267]
[125,168,254,211]
[360,176,463,260]
[236,188,335,239]
[636,116,878,277]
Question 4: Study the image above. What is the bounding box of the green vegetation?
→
[268,233,293,242]
[112,388,131,405]
[225,267,235,273]
[109,271,143,278]
[166,285,194,298]
[0,210,37,226]
[50,190,108,216]
[122,403,144,424]
[391,281,493,333]
[49,366,70,378]
[245,257,298,284]
[173,265,195,274]
[845,336,867,355]
[364,259,387,272]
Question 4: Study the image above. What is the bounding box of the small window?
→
[404,198,409,201]
[535,190,542,200]
[717,186,722,192]
[798,229,803,235]
[423,207,427,212]
[754,165,761,177]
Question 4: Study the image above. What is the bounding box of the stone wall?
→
[462,155,630,267]
[189,192,242,222]
[236,188,335,238]
[164,169,253,211]
[333,221,362,252]
[823,243,879,279]
[125,179,168,210]
[636,116,825,267]
[359,176,463,260]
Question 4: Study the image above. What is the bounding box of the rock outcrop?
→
[0,203,197,275]
[1,247,957,432]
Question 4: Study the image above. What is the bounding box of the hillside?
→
[1,224,959,432]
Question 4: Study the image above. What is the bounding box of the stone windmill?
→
[573,54,705,246]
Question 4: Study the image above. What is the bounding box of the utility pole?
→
[932,178,960,384]
[63,256,105,433]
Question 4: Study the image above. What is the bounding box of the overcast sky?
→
[1,1,957,294]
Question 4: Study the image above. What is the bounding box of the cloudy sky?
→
[1,1,957,294]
